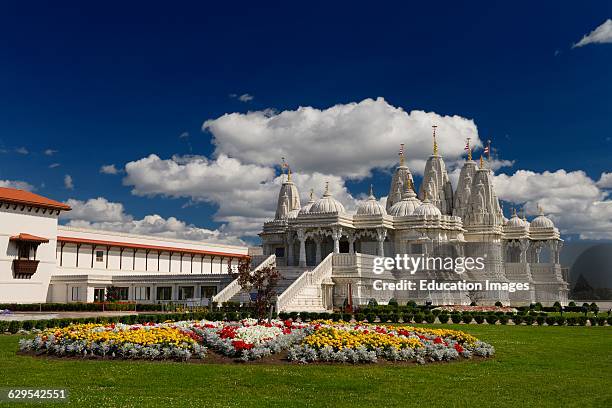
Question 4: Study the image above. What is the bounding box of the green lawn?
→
[0,325,611,407]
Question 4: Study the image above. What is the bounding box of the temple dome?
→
[389,183,421,217]
[309,184,346,214]
[298,190,316,215]
[505,210,528,228]
[413,197,441,217]
[356,186,386,216]
[531,214,554,229]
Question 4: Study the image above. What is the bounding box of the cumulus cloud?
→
[49,163,61,169]
[61,197,244,245]
[44,149,58,156]
[203,97,481,179]
[573,19,612,48]
[597,172,612,189]
[122,153,355,236]
[494,169,612,240]
[100,164,120,175]
[64,174,74,190]
[0,179,35,191]
[15,147,29,155]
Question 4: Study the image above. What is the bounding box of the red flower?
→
[434,337,443,344]
[282,328,292,335]
[232,340,254,350]
[284,319,293,328]
[218,326,238,339]
[454,343,464,353]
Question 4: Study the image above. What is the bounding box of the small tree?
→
[236,257,282,320]
[105,286,121,302]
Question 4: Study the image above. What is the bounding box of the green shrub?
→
[499,316,509,325]
[462,313,472,324]
[414,313,425,323]
[388,298,398,307]
[403,313,414,323]
[365,313,376,323]
[406,300,417,308]
[536,316,545,326]
[278,312,289,320]
[566,317,577,326]
[494,301,503,307]
[577,316,588,326]
[8,321,21,333]
[555,316,565,325]
[424,314,435,324]
[0,321,8,333]
[21,320,34,331]
[368,298,378,307]
[545,316,556,326]
[524,315,534,325]
[341,313,352,322]
[438,314,449,324]
[608,317,612,326]
[597,316,607,326]
[378,314,390,323]
[473,315,485,324]
[389,313,400,323]
[355,313,365,322]
[568,301,576,307]
[513,315,523,325]
[451,314,461,324]
[485,315,497,325]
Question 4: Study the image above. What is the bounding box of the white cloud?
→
[573,19,612,48]
[62,197,131,223]
[15,147,28,155]
[61,197,244,245]
[203,97,481,179]
[44,149,58,156]
[597,172,612,189]
[122,153,356,237]
[494,169,612,240]
[100,164,120,175]
[64,174,74,190]
[229,93,254,102]
[0,179,35,191]
[49,163,61,169]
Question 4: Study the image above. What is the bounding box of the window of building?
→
[179,286,194,300]
[201,286,217,299]
[94,288,105,302]
[134,286,150,301]
[96,250,104,262]
[156,286,172,301]
[115,287,129,301]
[71,287,80,301]
[275,247,285,258]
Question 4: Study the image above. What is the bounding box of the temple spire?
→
[369,184,375,198]
[432,125,438,156]
[398,143,405,166]
[479,155,484,169]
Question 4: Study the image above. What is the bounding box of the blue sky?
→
[0,1,611,243]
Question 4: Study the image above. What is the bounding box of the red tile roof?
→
[0,187,71,211]
[10,233,50,243]
[57,236,249,258]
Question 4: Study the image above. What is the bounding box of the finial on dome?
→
[324,181,330,196]
[466,137,472,161]
[432,125,438,156]
[309,188,314,201]
[287,167,292,182]
[281,157,291,182]
[399,143,405,166]
[479,155,484,169]
[538,203,544,215]
[512,207,517,217]
[369,184,375,198]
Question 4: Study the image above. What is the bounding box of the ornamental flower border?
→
[19,319,495,365]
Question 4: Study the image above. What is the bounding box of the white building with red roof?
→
[0,187,249,304]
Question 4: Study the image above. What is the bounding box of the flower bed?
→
[19,319,495,364]
[191,318,309,361]
[19,323,207,361]
[435,305,517,313]
[288,322,495,364]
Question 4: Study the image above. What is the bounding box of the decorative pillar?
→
[315,236,322,264]
[519,240,529,263]
[287,234,294,266]
[348,234,355,254]
[297,229,307,267]
[376,228,386,257]
[331,227,342,254]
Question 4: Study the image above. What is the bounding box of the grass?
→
[0,325,611,407]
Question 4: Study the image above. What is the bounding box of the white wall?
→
[0,205,59,303]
